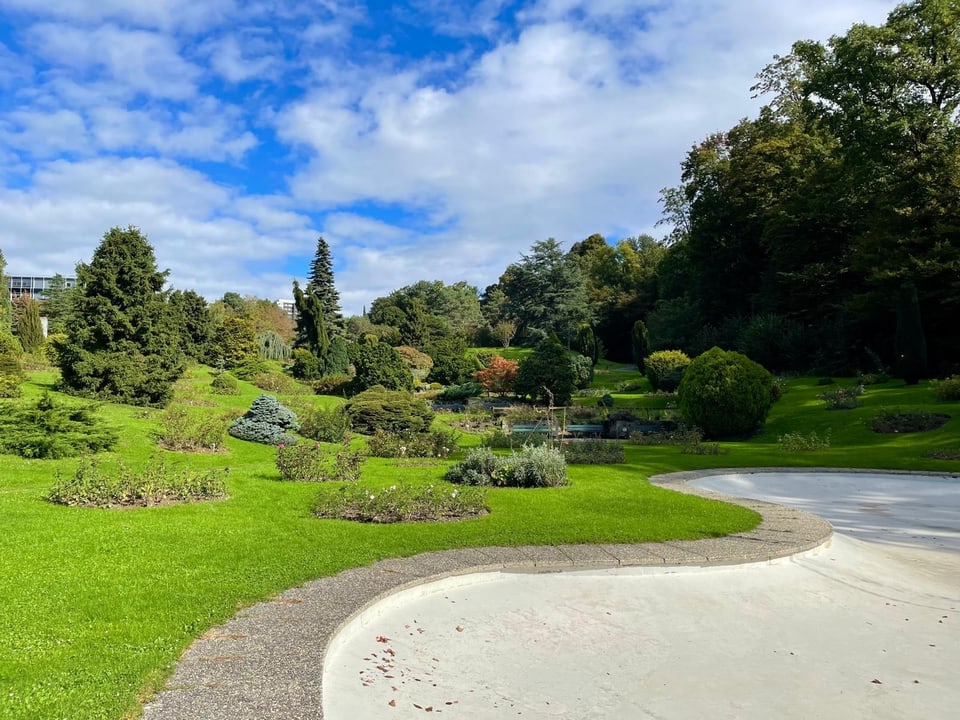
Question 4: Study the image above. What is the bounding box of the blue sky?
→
[0,0,896,315]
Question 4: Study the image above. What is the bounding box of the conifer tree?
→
[57,226,185,406]
[0,249,11,332]
[307,236,343,330]
[16,297,43,353]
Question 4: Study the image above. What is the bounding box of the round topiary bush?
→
[678,347,773,439]
[644,349,691,391]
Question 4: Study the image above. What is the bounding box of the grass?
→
[1,364,958,720]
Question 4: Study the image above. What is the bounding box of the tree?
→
[631,320,650,373]
[57,226,185,406]
[349,337,413,393]
[895,281,927,385]
[514,335,576,406]
[307,236,343,332]
[491,320,517,349]
[212,316,258,369]
[169,289,215,361]
[42,274,75,335]
[0,249,10,332]
[474,355,519,396]
[293,280,329,357]
[16,296,43,353]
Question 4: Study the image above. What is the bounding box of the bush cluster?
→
[275,441,364,482]
[644,350,691,392]
[210,371,240,395]
[445,445,568,488]
[312,373,353,396]
[779,429,832,452]
[155,406,231,452]
[678,348,773,439]
[820,385,864,410]
[437,382,483,402]
[871,408,949,434]
[345,386,434,435]
[0,392,118,459]
[47,457,227,508]
[366,430,458,459]
[253,372,310,395]
[932,375,960,401]
[482,429,552,449]
[560,440,624,464]
[0,335,25,398]
[313,482,487,523]
[296,404,351,443]
[229,394,300,445]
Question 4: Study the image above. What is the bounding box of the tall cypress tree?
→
[895,281,927,385]
[16,297,43,353]
[307,236,343,330]
[0,248,11,332]
[57,226,186,406]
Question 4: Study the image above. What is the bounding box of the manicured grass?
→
[1,367,958,720]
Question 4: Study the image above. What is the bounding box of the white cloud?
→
[207,34,278,83]
[0,0,237,32]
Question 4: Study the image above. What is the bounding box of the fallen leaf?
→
[455,626,464,633]
[871,679,883,685]
[388,699,397,707]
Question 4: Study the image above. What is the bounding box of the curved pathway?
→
[142,468,833,720]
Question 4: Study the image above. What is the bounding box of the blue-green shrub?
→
[229,394,300,445]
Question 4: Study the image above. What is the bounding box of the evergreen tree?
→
[307,236,343,330]
[42,274,75,335]
[895,281,927,385]
[169,289,215,361]
[515,334,576,406]
[0,249,10,332]
[631,320,650,373]
[292,280,330,357]
[57,226,186,406]
[16,297,43,353]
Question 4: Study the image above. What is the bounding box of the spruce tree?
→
[57,226,186,406]
[307,236,343,330]
[43,274,75,334]
[16,297,43,353]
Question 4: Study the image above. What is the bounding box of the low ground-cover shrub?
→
[295,403,351,443]
[210,371,240,395]
[871,408,949,434]
[820,385,864,410]
[345,386,434,435]
[446,445,568,488]
[932,375,960,401]
[560,440,624,464]
[47,457,228,508]
[313,482,487,523]
[0,392,118,458]
[366,430,458,459]
[229,394,300,445]
[779,429,832,452]
[437,382,483,403]
[155,406,231,452]
[276,441,364,482]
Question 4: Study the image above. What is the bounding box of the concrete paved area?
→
[142,468,958,720]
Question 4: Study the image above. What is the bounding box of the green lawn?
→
[1,366,958,720]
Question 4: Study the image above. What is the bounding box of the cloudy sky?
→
[0,0,897,315]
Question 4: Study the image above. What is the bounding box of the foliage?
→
[41,273,76,335]
[257,330,292,361]
[313,482,487,523]
[47,457,227,508]
[0,345,25,398]
[293,279,330,358]
[820,385,864,410]
[155,406,230,452]
[575,324,599,365]
[312,373,353,396]
[169,289,215,361]
[252,372,310,395]
[307,236,344,331]
[736,314,807,372]
[932,375,960,401]
[210,371,240,395]
[445,445,568,488]
[481,429,552,449]
[474,355,519,396]
[779,429,832,452]
[678,348,773,439]
[396,345,434,382]
[560,440,624,464]
[366,430,458,459]
[491,320,517,348]
[631,320,650,372]
[0,249,10,331]
[212,316,259,369]
[228,394,300,445]
[369,280,484,346]
[291,347,324,380]
[628,425,702,447]
[295,404,351,443]
[15,296,44,353]
[515,335,576,406]
[56,226,186,407]
[870,408,949,434]
[437,382,483,402]
[349,338,413,393]
[426,335,473,385]
[0,392,118,458]
[345,386,434,435]
[895,281,927,385]
[644,349,691,392]
[570,353,594,389]
[276,440,364,482]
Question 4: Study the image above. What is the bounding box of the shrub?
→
[345,386,434,435]
[932,375,960,401]
[291,348,325,381]
[228,394,300,445]
[446,445,568,488]
[0,330,22,357]
[313,373,353,396]
[644,350,691,392]
[47,457,228,508]
[313,482,487,523]
[0,392,118,458]
[560,440,624,464]
[296,404,351,443]
[276,441,364,482]
[349,339,413,393]
[569,354,594,390]
[155,406,230,452]
[366,430,458,459]
[482,429,552,449]
[253,372,309,395]
[678,348,773,439]
[396,345,434,383]
[474,356,519,396]
[779,429,832,452]
[820,385,864,410]
[871,408,949,434]
[231,359,271,380]
[437,382,484,403]
[425,336,473,385]
[628,424,699,446]
[0,352,24,398]
[210,371,240,395]
[515,335,576,405]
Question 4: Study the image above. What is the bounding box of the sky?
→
[0,0,898,316]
